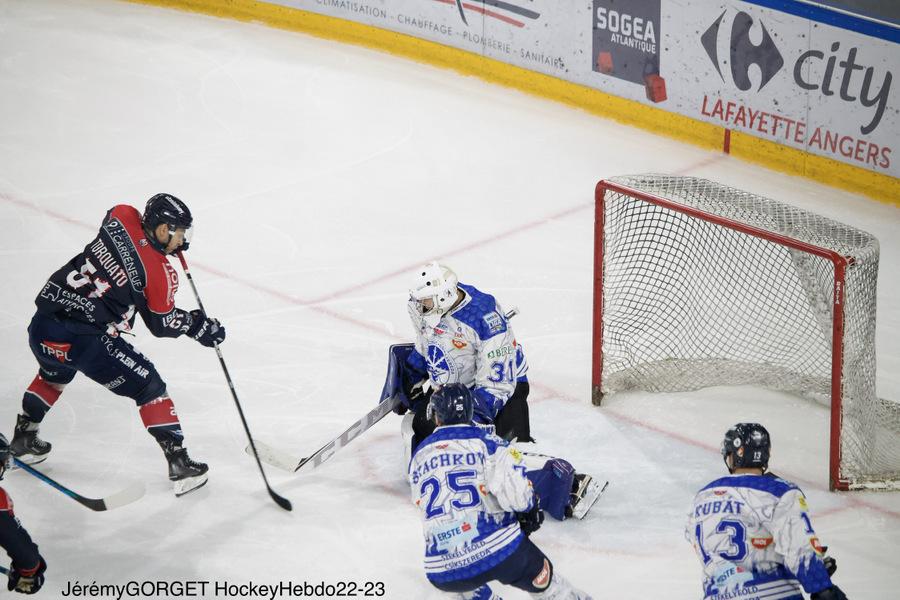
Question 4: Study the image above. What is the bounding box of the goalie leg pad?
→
[526,458,575,521]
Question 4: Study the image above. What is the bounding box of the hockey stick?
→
[251,308,521,473]
[176,252,292,512]
[248,394,401,473]
[12,459,145,512]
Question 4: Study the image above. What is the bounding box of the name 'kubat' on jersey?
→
[34,205,196,338]
[685,473,836,600]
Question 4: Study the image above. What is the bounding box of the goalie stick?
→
[13,459,145,512]
[248,394,401,473]
[250,308,522,474]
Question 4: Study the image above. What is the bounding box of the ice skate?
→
[164,443,209,497]
[10,415,51,465]
[566,473,608,520]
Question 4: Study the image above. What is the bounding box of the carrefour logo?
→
[701,9,892,135]
[702,10,783,92]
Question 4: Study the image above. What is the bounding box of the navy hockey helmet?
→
[722,423,771,473]
[0,433,10,480]
[427,383,474,426]
[142,193,194,254]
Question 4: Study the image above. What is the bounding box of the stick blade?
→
[269,490,293,511]
[81,481,146,512]
[247,439,302,472]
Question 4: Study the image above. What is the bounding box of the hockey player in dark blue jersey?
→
[0,435,46,595]
[409,384,592,600]
[686,423,848,600]
[9,194,225,496]
[394,263,604,521]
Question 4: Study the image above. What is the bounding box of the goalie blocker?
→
[385,344,606,520]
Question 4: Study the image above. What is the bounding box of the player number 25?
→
[419,470,480,519]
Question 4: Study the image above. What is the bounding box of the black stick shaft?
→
[176,252,292,512]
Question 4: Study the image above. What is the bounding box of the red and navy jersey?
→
[35,205,195,338]
[0,488,40,571]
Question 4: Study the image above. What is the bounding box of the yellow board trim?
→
[122,0,898,206]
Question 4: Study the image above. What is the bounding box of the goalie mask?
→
[409,262,460,328]
[722,423,771,473]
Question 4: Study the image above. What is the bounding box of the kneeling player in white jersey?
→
[409,383,592,600]
[393,263,604,521]
[686,423,847,600]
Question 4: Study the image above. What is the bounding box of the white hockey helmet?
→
[409,262,459,327]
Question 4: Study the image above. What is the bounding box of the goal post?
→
[592,175,898,491]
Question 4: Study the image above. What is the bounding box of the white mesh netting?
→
[597,175,899,490]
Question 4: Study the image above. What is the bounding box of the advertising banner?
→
[266,0,898,179]
[663,2,898,177]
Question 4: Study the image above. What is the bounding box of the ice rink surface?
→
[1,1,899,598]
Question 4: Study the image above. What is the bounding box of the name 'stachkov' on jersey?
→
[35,205,197,339]
[685,474,835,600]
[408,424,534,584]
[407,283,528,415]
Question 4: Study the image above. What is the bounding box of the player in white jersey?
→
[409,383,591,600]
[686,423,847,600]
[394,263,602,521]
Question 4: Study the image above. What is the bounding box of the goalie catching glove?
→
[187,310,226,347]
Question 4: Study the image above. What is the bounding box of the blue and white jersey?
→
[408,424,534,584]
[407,283,527,415]
[685,474,834,600]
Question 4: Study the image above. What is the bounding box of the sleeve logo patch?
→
[484,311,505,334]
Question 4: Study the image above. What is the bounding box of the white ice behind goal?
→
[592,175,900,490]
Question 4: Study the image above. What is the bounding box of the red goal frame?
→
[592,179,851,490]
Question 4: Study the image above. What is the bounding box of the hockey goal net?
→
[592,175,899,491]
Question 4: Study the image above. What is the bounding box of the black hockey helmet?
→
[427,383,474,426]
[0,433,10,480]
[142,193,194,254]
[722,423,771,473]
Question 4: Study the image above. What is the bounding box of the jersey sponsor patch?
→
[810,537,825,554]
[40,341,72,363]
[430,517,479,552]
[751,537,773,549]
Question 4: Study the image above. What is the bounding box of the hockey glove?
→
[187,310,226,347]
[810,585,848,600]
[516,497,544,536]
[8,557,45,594]
[399,378,432,415]
[472,388,501,424]
[820,546,837,576]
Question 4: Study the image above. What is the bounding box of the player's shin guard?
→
[140,397,208,496]
[22,374,63,423]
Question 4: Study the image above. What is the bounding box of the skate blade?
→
[10,454,48,467]
[570,478,609,520]
[174,474,208,497]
